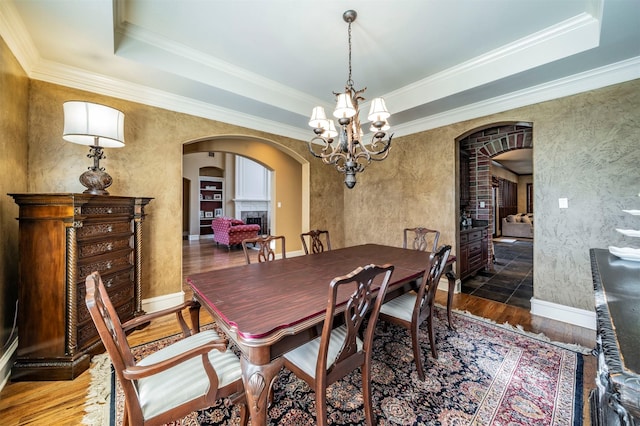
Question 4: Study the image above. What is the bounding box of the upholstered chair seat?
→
[135,330,243,420]
[283,325,363,378]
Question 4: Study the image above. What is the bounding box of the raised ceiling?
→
[1,0,638,141]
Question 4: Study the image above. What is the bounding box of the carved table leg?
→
[240,355,284,425]
[445,270,457,330]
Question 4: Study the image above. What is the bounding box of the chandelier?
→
[307,10,393,189]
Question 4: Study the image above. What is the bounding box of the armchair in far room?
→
[211,217,261,250]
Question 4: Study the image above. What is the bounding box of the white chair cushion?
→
[380,292,416,322]
[283,325,363,379]
[135,329,242,421]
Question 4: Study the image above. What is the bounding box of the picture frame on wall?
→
[214,208,223,217]
[213,194,222,201]
[204,211,213,218]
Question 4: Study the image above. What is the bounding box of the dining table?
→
[187,243,457,425]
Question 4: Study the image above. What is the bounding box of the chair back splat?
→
[283,263,394,426]
[85,271,248,425]
[300,229,332,254]
[241,234,286,264]
[403,227,440,252]
[379,244,452,381]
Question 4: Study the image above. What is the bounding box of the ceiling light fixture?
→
[308,10,393,189]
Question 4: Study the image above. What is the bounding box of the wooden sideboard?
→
[9,193,152,381]
[458,226,489,280]
[589,248,640,425]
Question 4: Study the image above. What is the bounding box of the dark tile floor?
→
[461,238,533,309]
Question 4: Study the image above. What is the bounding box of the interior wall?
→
[344,79,640,312]
[21,80,336,299]
[0,34,28,366]
[518,175,533,213]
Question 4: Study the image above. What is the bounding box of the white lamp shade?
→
[309,106,329,129]
[367,97,390,122]
[63,101,125,148]
[325,119,338,138]
[333,93,356,118]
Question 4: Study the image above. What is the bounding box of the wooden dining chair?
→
[85,271,248,426]
[403,227,440,252]
[283,263,394,426]
[300,229,332,254]
[241,234,286,264]
[379,244,452,380]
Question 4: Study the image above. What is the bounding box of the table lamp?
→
[62,101,125,195]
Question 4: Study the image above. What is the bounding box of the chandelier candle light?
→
[308,10,393,188]
[62,101,125,195]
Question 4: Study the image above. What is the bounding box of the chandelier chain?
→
[347,20,353,88]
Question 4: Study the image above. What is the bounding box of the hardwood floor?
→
[0,239,596,425]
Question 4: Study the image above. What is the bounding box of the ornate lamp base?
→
[79,168,112,195]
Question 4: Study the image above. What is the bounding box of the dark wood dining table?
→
[187,243,456,425]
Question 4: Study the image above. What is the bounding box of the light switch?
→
[558,198,568,209]
[277,202,282,208]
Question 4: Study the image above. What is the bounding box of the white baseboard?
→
[187,234,215,241]
[142,291,187,313]
[0,338,18,393]
[530,297,596,330]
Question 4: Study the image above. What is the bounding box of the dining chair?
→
[300,229,332,254]
[283,263,394,426]
[403,226,440,252]
[379,244,452,380]
[84,271,248,426]
[241,234,286,264]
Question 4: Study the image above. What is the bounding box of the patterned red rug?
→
[84,307,586,425]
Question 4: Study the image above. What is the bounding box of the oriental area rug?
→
[83,307,587,426]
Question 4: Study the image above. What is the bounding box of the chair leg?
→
[411,325,425,381]
[427,317,438,359]
[316,383,328,426]
[362,356,375,426]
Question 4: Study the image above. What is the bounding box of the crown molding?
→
[393,56,640,138]
[386,13,601,113]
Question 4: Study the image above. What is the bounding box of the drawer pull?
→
[107,208,113,214]
[106,261,112,270]
[107,225,113,233]
[105,278,114,288]
[107,243,113,251]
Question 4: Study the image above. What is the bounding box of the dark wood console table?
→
[589,248,640,425]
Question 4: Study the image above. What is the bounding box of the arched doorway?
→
[457,122,534,308]
[182,135,310,253]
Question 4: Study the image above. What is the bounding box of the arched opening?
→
[457,122,534,309]
[182,135,310,254]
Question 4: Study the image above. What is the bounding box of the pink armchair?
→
[211,217,261,250]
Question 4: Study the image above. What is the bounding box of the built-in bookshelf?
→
[199,177,223,235]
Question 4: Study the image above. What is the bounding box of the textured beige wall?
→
[25,81,342,299]
[344,79,640,311]
[4,29,639,317]
[0,37,29,355]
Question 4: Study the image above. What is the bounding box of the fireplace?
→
[242,211,268,235]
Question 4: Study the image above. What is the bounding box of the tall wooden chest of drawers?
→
[9,193,152,381]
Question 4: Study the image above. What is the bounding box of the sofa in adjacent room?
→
[211,217,261,250]
[501,213,533,238]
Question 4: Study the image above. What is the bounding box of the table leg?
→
[240,355,284,425]
[445,270,457,330]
